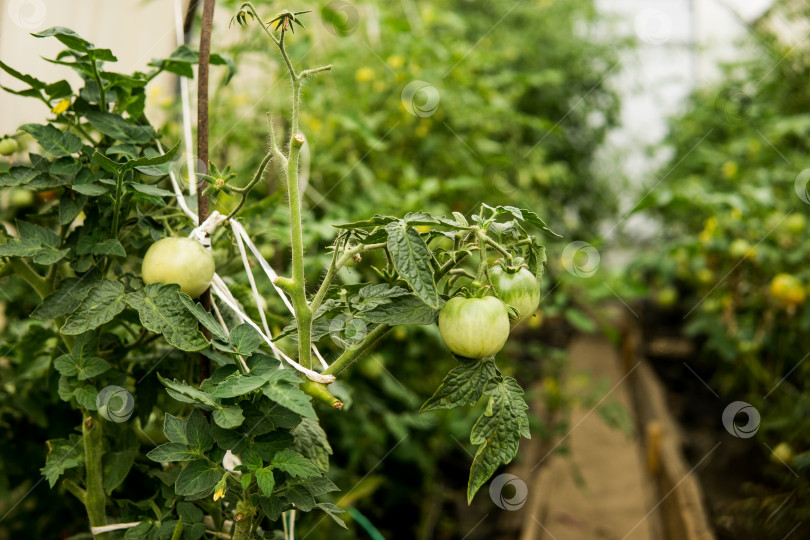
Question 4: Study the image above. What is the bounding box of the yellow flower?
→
[51,98,70,115]
[355,67,374,82]
[213,485,225,501]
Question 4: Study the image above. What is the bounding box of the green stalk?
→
[231,499,256,540]
[91,60,106,112]
[8,259,50,299]
[226,151,274,221]
[111,172,124,238]
[82,414,108,539]
[286,133,312,369]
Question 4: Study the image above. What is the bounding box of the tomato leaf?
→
[420,357,497,413]
[316,503,347,529]
[291,418,333,473]
[146,443,196,463]
[41,435,84,488]
[255,467,275,497]
[385,221,439,308]
[359,294,439,325]
[212,405,245,429]
[174,459,222,497]
[270,449,320,479]
[260,370,317,420]
[229,324,262,355]
[21,124,82,157]
[85,111,153,144]
[157,375,219,410]
[467,376,530,504]
[61,280,127,335]
[126,284,208,351]
[211,374,266,399]
[177,293,229,342]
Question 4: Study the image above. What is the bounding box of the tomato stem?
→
[82,414,108,539]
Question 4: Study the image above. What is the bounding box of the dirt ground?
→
[522,335,661,540]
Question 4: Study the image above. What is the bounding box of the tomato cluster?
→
[438,264,541,358]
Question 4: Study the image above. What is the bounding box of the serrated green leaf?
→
[91,239,126,258]
[0,166,39,187]
[126,284,208,351]
[92,150,121,174]
[74,385,98,410]
[212,405,244,429]
[212,374,266,398]
[229,324,262,355]
[21,123,81,157]
[61,280,127,335]
[157,375,219,410]
[270,449,320,479]
[186,409,213,452]
[385,221,439,308]
[332,215,397,229]
[253,431,294,462]
[174,459,221,496]
[241,448,263,471]
[255,467,275,497]
[177,293,228,342]
[84,111,152,144]
[316,503,347,529]
[146,442,196,462]
[103,450,137,494]
[467,377,530,503]
[59,192,87,225]
[164,414,188,444]
[291,418,332,472]
[41,436,84,487]
[360,294,439,325]
[421,357,497,412]
[260,371,316,420]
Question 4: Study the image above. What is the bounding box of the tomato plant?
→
[0,5,556,538]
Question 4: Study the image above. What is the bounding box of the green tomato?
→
[0,138,18,156]
[656,286,678,308]
[489,266,541,324]
[438,296,510,358]
[770,442,793,464]
[142,237,215,298]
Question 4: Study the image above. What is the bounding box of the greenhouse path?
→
[522,335,660,540]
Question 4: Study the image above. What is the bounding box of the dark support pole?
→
[196,0,215,381]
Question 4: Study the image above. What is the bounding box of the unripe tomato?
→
[770,273,805,307]
[526,309,543,329]
[438,296,510,358]
[489,266,541,324]
[142,237,215,298]
[0,138,18,156]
